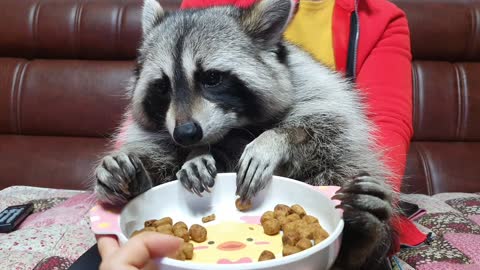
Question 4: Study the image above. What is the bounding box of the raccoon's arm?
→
[94,121,183,205]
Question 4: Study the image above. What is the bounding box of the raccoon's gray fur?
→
[93,0,398,268]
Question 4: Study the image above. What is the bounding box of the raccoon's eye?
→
[201,70,223,87]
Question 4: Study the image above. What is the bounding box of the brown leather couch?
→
[0,0,479,195]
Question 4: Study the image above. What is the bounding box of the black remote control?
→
[0,203,34,233]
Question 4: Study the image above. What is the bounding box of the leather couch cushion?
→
[0,59,132,137]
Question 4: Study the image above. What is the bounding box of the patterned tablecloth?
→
[0,185,479,270]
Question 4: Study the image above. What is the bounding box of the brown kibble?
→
[298,226,315,240]
[262,219,281,235]
[157,229,174,236]
[286,213,301,223]
[202,214,216,223]
[189,224,207,242]
[293,220,308,231]
[258,250,276,261]
[311,223,329,239]
[296,238,313,250]
[314,235,327,245]
[283,245,302,256]
[282,230,300,246]
[235,198,253,211]
[274,204,291,214]
[173,221,188,231]
[282,222,296,233]
[290,204,306,217]
[156,224,173,232]
[303,215,319,224]
[182,242,194,259]
[144,219,156,227]
[169,249,186,261]
[274,209,288,219]
[130,230,144,237]
[277,215,289,228]
[153,217,173,227]
[174,227,190,242]
[144,227,156,232]
[260,211,275,224]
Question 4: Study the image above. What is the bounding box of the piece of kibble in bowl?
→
[258,250,276,261]
[173,221,188,231]
[286,213,301,223]
[182,242,194,260]
[173,227,190,242]
[282,230,300,246]
[262,219,281,235]
[156,224,173,232]
[291,204,306,217]
[274,204,291,214]
[235,198,252,211]
[144,219,156,227]
[303,215,319,224]
[283,245,302,256]
[202,214,216,223]
[260,211,275,224]
[189,224,207,242]
[153,217,173,227]
[296,238,313,250]
[170,249,187,261]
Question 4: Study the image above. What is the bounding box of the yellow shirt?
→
[283,0,336,69]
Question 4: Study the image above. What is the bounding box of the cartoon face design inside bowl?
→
[190,221,282,264]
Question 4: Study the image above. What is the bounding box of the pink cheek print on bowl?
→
[217,257,253,264]
[240,215,261,225]
[217,241,247,251]
[194,245,209,250]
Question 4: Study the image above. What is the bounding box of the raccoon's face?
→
[131,0,295,146]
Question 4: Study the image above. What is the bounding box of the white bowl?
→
[90,173,343,270]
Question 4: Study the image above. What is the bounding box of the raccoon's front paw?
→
[176,154,217,196]
[94,152,153,205]
[236,130,288,200]
[331,173,394,269]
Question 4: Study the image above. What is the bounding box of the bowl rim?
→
[120,173,344,269]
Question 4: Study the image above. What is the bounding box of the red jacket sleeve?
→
[355,10,413,192]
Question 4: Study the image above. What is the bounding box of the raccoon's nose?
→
[173,121,203,145]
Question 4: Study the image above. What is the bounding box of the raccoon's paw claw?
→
[177,154,217,196]
[331,173,395,268]
[236,137,284,201]
[332,173,393,221]
[94,152,152,206]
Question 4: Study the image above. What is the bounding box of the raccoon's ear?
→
[142,0,165,35]
[240,0,295,48]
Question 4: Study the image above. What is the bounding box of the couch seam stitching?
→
[415,144,433,195]
[15,62,30,135]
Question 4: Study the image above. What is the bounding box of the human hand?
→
[97,233,182,270]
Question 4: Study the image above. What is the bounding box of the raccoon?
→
[93,0,398,268]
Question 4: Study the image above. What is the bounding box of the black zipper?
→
[346,0,360,81]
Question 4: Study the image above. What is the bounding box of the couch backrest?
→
[392,0,480,194]
[0,0,479,194]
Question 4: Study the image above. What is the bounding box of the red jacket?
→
[181,0,426,256]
